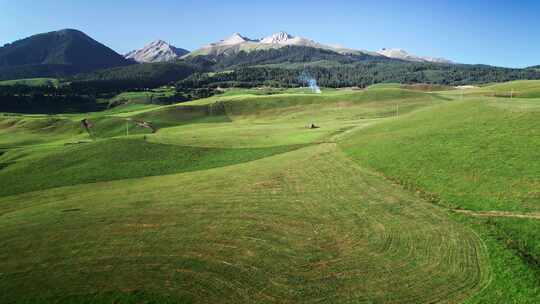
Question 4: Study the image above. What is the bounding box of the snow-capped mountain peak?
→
[190,31,367,57]
[260,31,294,44]
[125,40,188,63]
[218,33,252,46]
[378,48,408,58]
[188,32,454,64]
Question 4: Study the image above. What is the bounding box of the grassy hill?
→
[341,93,540,302]
[0,85,539,303]
[341,98,540,212]
[0,138,304,197]
[449,80,540,98]
[0,77,59,87]
[482,80,540,98]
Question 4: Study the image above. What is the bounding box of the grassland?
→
[446,80,540,98]
[341,99,540,212]
[481,80,540,98]
[0,84,539,303]
[0,138,305,197]
[0,145,488,303]
[0,77,60,87]
[341,92,540,302]
[107,87,178,107]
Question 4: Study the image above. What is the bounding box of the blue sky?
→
[1,0,538,68]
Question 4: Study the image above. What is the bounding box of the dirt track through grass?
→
[454,210,540,220]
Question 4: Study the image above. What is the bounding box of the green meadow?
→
[0,77,60,87]
[0,84,539,303]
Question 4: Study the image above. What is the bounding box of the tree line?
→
[177,62,540,89]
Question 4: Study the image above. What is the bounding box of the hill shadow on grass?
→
[5,290,192,304]
[0,138,305,197]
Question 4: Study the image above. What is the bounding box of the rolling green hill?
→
[341,94,540,302]
[481,80,540,98]
[0,77,59,87]
[342,98,540,211]
[0,85,539,303]
[439,80,540,99]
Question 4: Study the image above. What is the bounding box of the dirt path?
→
[454,209,540,220]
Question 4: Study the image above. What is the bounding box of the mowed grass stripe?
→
[0,144,488,303]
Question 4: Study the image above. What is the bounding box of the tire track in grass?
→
[454,210,540,220]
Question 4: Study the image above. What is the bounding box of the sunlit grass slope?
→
[0,144,488,303]
[342,99,540,212]
[444,80,540,98]
[482,80,540,98]
[341,96,540,302]
[0,77,60,87]
[147,88,447,148]
[0,115,85,148]
[0,85,537,303]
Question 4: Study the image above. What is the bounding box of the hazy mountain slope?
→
[377,48,453,64]
[0,29,130,80]
[0,64,85,81]
[70,61,205,87]
[0,29,129,69]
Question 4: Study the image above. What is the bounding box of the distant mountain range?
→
[0,29,452,80]
[1,28,538,84]
[121,31,451,64]
[182,31,451,63]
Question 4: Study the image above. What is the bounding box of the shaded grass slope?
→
[0,138,304,197]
